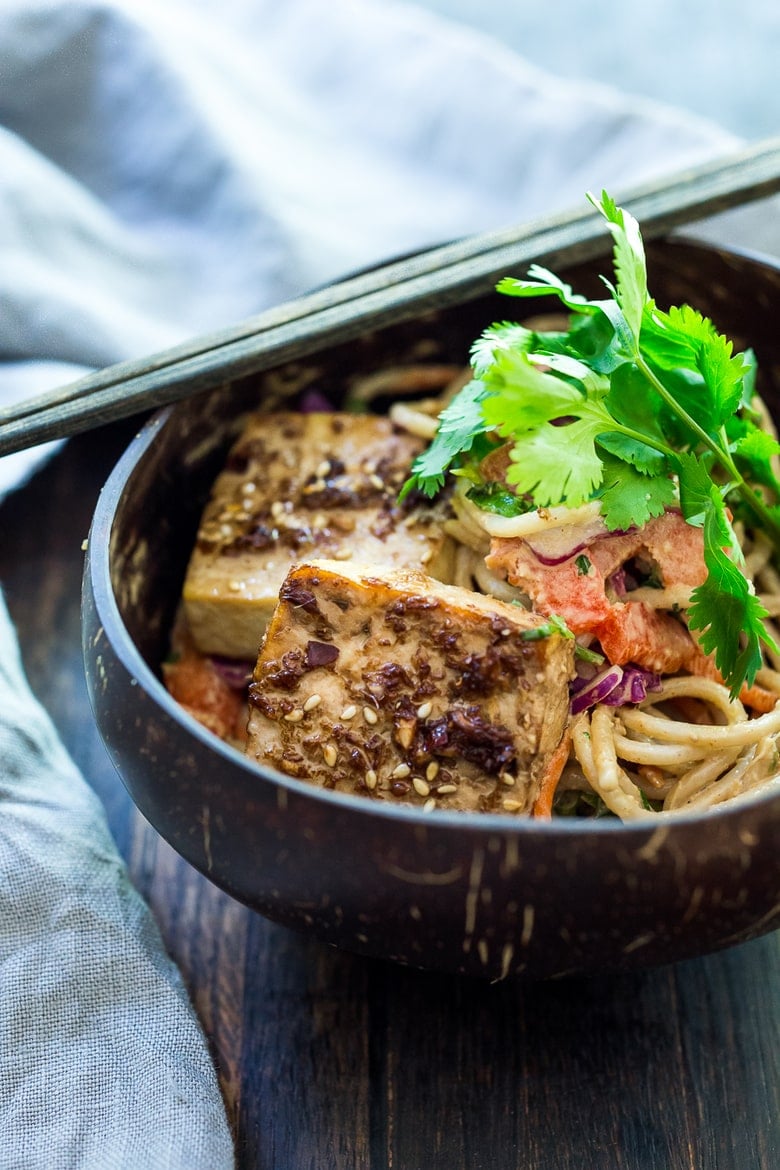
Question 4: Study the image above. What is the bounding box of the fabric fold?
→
[0,592,234,1170]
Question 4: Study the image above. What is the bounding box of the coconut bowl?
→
[82,237,780,980]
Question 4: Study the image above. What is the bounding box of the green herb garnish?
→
[518,612,574,642]
[518,612,604,665]
[465,481,531,517]
[403,190,780,697]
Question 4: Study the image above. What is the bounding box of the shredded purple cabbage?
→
[209,656,253,690]
[299,389,334,413]
[570,664,661,714]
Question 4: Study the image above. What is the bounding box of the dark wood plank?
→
[1,425,778,1170]
[673,940,780,1168]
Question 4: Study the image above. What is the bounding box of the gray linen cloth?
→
[0,592,234,1169]
[0,0,740,1165]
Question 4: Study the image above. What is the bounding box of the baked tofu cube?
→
[245,560,575,814]
[182,412,454,660]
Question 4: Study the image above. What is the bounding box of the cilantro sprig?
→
[402,190,780,697]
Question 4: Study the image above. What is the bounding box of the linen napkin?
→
[0,0,741,1165]
[0,591,234,1170]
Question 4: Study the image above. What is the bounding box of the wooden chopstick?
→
[3,135,780,458]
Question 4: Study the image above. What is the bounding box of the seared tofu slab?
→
[183,412,454,659]
[246,560,575,814]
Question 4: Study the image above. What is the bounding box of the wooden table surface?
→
[2,349,779,1169]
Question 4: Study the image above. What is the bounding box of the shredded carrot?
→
[739,683,778,714]
[532,728,572,819]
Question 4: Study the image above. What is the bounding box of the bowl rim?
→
[85,236,780,840]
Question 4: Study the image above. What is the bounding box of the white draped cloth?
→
[0,0,737,1165]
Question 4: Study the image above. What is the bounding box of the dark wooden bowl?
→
[82,237,780,979]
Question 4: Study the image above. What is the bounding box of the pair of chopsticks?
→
[3,135,780,459]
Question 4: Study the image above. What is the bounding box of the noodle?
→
[618,585,696,611]
[587,706,649,819]
[388,403,440,438]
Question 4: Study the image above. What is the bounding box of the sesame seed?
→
[365,769,378,790]
[500,628,511,637]
[228,580,244,592]
[341,705,357,720]
[369,473,384,490]
[501,773,516,787]
[243,482,256,493]
[396,724,414,749]
[363,706,378,725]
[270,501,285,519]
[419,548,433,564]
[502,799,522,812]
[412,777,430,797]
[437,783,457,795]
[416,702,432,719]
[423,798,436,813]
[316,459,331,478]
[426,761,439,781]
[322,744,337,767]
[364,460,377,474]
[392,763,411,779]
[283,709,305,723]
[333,548,353,560]
[303,694,322,712]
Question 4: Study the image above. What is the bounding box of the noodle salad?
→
[395,192,780,819]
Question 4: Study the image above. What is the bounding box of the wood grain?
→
[0,424,778,1169]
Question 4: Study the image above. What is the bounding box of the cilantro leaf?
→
[496,265,599,314]
[676,451,718,528]
[687,494,775,696]
[503,413,609,507]
[596,431,666,476]
[400,379,489,499]
[588,190,648,339]
[597,454,676,531]
[732,425,780,494]
[480,347,615,507]
[566,309,621,370]
[471,321,533,378]
[481,347,600,431]
[642,304,747,432]
[526,350,609,396]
